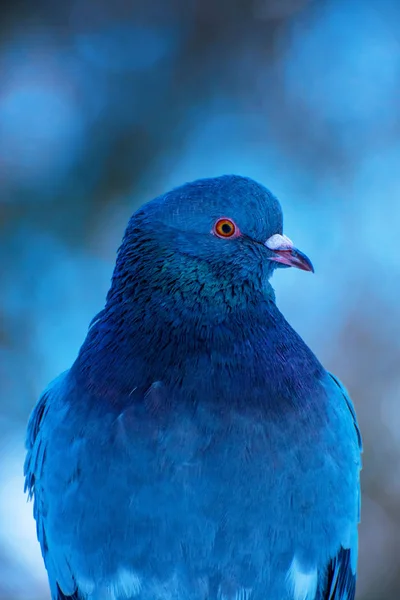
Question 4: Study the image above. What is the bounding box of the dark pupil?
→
[221,222,232,234]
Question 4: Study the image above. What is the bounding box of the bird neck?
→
[71,237,322,407]
[72,279,322,409]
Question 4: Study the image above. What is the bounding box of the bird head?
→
[117,175,313,303]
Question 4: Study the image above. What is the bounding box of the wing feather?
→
[320,373,362,600]
[24,372,79,600]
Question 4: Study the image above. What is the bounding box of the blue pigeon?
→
[25,175,362,600]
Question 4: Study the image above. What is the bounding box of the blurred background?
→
[0,0,399,597]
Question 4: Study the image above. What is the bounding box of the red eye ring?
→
[213,218,239,239]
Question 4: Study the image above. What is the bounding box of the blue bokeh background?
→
[1,0,399,598]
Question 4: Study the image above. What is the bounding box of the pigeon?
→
[25,175,362,600]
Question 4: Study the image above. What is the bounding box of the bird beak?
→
[265,234,314,273]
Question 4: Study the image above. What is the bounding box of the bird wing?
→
[328,373,363,456]
[324,547,356,600]
[321,373,362,600]
[24,371,79,600]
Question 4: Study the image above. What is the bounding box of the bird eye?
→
[213,218,238,238]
